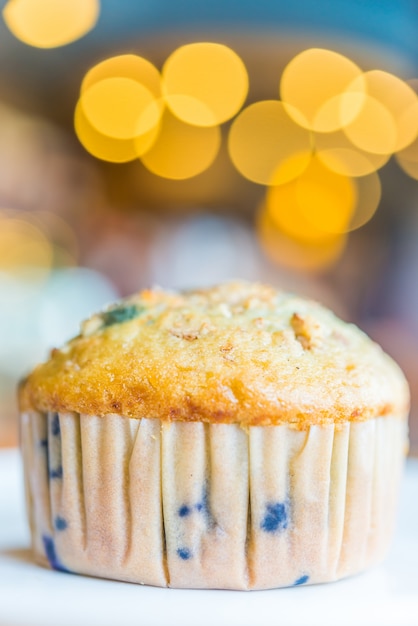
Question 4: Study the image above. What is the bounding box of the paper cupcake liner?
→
[20,411,407,590]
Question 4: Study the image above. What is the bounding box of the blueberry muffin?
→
[18,281,409,589]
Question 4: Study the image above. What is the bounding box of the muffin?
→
[18,281,409,590]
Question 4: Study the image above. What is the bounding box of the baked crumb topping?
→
[19,280,410,427]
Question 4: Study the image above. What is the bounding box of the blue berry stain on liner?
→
[177,547,192,560]
[55,516,68,531]
[195,485,216,528]
[51,413,60,437]
[261,501,289,533]
[49,465,63,479]
[178,505,191,517]
[294,574,309,586]
[42,536,71,572]
[199,486,210,515]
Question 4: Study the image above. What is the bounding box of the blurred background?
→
[0,0,417,452]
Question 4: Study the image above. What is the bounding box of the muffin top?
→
[19,281,409,428]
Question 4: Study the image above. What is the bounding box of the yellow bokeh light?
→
[395,129,418,161]
[80,77,161,140]
[343,95,397,155]
[312,91,365,134]
[162,42,248,126]
[0,216,53,273]
[228,101,312,185]
[164,94,217,127]
[293,156,356,236]
[349,171,381,231]
[395,132,418,179]
[74,101,158,163]
[266,154,379,241]
[407,78,418,93]
[140,109,221,180]
[257,203,346,272]
[395,155,418,180]
[315,130,389,177]
[3,0,99,48]
[348,70,418,152]
[265,167,355,245]
[266,179,335,244]
[280,48,365,132]
[81,54,161,98]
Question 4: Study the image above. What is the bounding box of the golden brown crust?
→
[18,281,410,427]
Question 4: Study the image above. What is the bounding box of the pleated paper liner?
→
[20,410,407,589]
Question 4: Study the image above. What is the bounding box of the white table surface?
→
[0,448,417,626]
